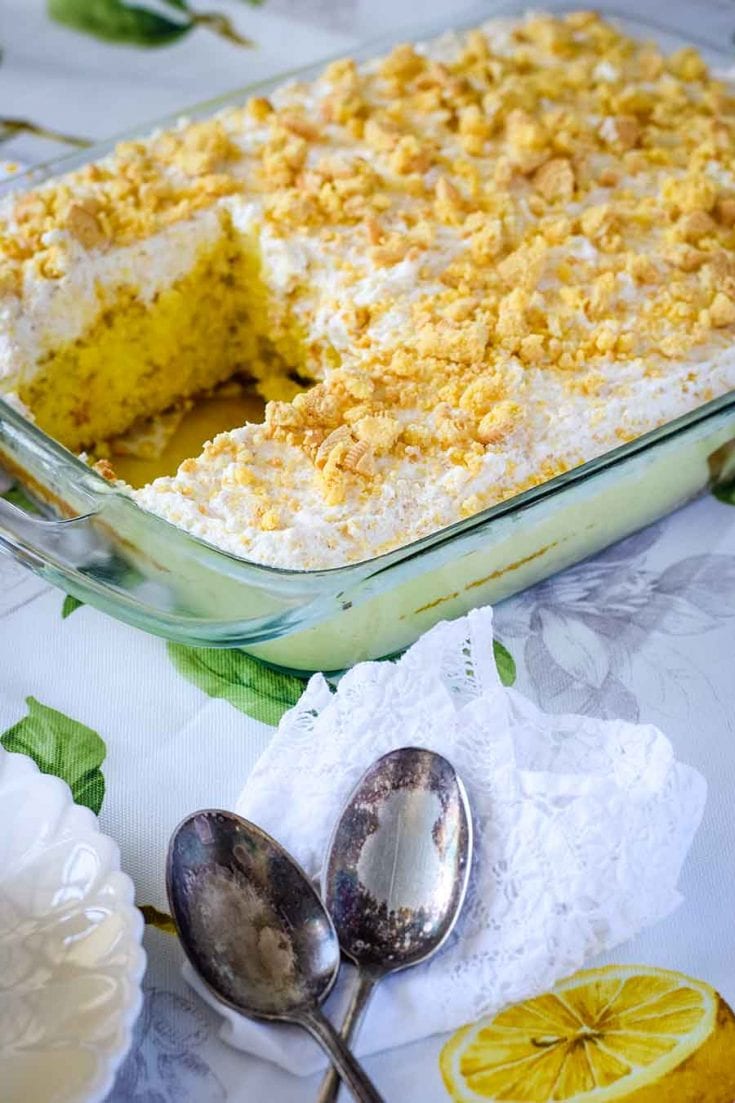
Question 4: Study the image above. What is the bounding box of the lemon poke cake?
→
[2,11,735,567]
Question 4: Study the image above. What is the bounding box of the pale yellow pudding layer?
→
[3,12,735,567]
[109,389,267,489]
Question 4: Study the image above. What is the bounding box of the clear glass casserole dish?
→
[2,2,735,675]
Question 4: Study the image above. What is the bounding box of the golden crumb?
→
[663,174,717,215]
[476,402,521,446]
[92,457,117,481]
[599,115,640,151]
[434,176,464,223]
[66,201,109,250]
[715,197,735,227]
[675,209,716,244]
[354,414,401,453]
[380,43,424,81]
[533,158,575,203]
[343,438,376,475]
[0,259,21,294]
[279,113,321,142]
[709,291,735,327]
[259,508,282,531]
[667,46,707,82]
[158,120,241,177]
[315,425,352,467]
[247,96,273,122]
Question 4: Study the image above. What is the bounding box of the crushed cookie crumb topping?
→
[6,11,735,542]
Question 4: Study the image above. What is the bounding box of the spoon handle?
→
[298,1006,385,1103]
[316,971,378,1103]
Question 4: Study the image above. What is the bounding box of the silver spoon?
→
[166,810,385,1103]
[317,747,473,1103]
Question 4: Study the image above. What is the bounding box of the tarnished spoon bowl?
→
[324,747,472,969]
[317,747,473,1103]
[166,810,384,1103]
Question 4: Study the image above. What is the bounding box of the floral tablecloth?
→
[3,2,735,1101]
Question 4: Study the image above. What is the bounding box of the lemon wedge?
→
[440,964,735,1102]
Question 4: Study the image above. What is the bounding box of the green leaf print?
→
[160,0,263,42]
[710,438,735,504]
[62,594,85,619]
[167,644,305,726]
[493,638,516,687]
[48,0,192,46]
[186,11,254,47]
[140,903,177,934]
[169,638,516,724]
[48,0,255,48]
[1,697,106,814]
[713,481,735,506]
[0,116,90,149]
[1,483,41,514]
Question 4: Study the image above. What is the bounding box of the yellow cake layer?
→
[16,223,306,452]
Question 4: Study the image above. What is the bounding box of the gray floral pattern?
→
[0,555,48,620]
[494,523,735,722]
[109,988,226,1103]
[269,0,358,31]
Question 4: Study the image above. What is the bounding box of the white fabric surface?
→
[183,607,706,1075]
[3,3,735,1099]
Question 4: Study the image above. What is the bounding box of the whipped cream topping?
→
[3,12,735,570]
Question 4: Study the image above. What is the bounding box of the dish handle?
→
[0,493,108,576]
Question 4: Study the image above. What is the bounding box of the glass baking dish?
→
[2,2,735,675]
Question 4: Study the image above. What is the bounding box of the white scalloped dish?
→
[0,748,146,1103]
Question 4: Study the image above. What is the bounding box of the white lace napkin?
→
[185,606,706,1075]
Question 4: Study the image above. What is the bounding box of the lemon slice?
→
[440,965,735,1103]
